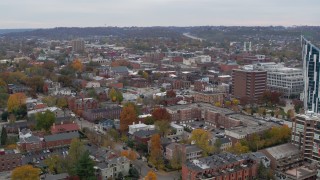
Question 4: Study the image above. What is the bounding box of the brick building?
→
[182,153,259,180]
[166,143,203,162]
[51,122,79,134]
[166,105,201,124]
[193,92,225,105]
[68,97,98,116]
[82,105,121,122]
[0,149,22,172]
[232,69,267,101]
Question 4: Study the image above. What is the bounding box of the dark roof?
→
[18,135,41,144]
[133,130,158,138]
[44,131,79,142]
[111,66,128,73]
[218,137,231,144]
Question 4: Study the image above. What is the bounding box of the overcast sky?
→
[0,0,319,28]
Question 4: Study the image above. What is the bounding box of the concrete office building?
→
[254,62,304,98]
[302,37,320,113]
[232,69,267,101]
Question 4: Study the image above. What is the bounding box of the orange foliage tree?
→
[11,165,40,180]
[71,59,84,72]
[7,93,26,113]
[145,170,157,180]
[149,134,164,169]
[120,103,138,132]
[152,108,170,121]
[121,150,137,160]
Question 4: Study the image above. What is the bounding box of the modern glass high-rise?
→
[302,36,320,113]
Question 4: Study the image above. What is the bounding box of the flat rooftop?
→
[264,143,300,160]
[284,165,317,179]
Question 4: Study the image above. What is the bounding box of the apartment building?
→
[182,153,259,180]
[166,104,201,124]
[71,39,85,52]
[166,143,203,162]
[0,149,22,172]
[192,91,225,105]
[232,69,267,101]
[254,62,303,98]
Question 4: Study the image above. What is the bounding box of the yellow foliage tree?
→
[11,165,40,180]
[190,129,213,156]
[145,170,157,180]
[214,102,221,107]
[232,99,239,106]
[71,59,84,72]
[149,134,164,169]
[7,93,26,113]
[227,142,249,155]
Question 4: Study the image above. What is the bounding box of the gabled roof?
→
[44,131,79,142]
[51,123,79,134]
[133,130,158,138]
[111,66,129,73]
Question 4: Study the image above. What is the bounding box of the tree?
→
[42,96,57,107]
[57,97,68,108]
[121,150,137,160]
[214,102,221,107]
[152,108,170,121]
[7,93,26,113]
[120,103,138,132]
[71,59,84,72]
[11,165,40,180]
[75,151,95,180]
[145,171,157,180]
[144,116,155,125]
[129,167,139,178]
[1,127,7,145]
[170,146,182,169]
[227,142,249,155]
[149,134,164,169]
[190,129,213,156]
[213,139,222,153]
[142,71,149,79]
[107,128,120,142]
[67,138,85,175]
[116,91,123,104]
[225,101,231,107]
[166,90,176,98]
[108,88,118,102]
[287,109,295,119]
[35,110,56,131]
[44,154,66,174]
[292,99,303,113]
[154,120,170,137]
[232,99,239,106]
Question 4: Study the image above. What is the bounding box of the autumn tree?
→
[214,102,221,107]
[142,71,149,79]
[149,134,164,169]
[225,101,231,107]
[108,88,123,103]
[35,110,56,132]
[121,150,137,160]
[11,165,40,180]
[145,171,157,180]
[42,96,57,107]
[44,154,66,174]
[71,59,84,72]
[227,142,249,155]
[170,146,182,169]
[154,120,170,137]
[190,129,213,156]
[120,103,138,132]
[57,97,68,108]
[152,108,170,121]
[292,99,303,113]
[166,89,176,98]
[7,93,26,113]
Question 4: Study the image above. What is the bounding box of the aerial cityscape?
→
[0,1,320,180]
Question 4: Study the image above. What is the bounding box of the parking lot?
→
[22,146,70,166]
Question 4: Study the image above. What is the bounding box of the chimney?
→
[53,123,55,127]
[133,122,135,125]
[139,121,141,124]
[61,121,63,125]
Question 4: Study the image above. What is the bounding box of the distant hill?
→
[2,27,184,40]
[0,29,33,34]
